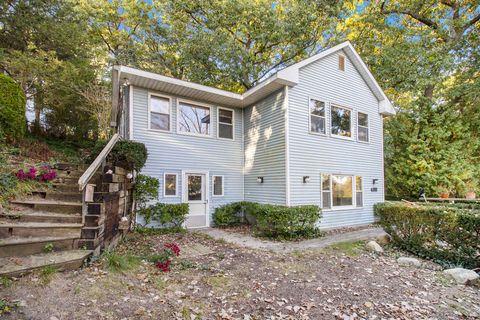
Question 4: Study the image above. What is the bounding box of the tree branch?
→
[379,2,439,30]
[463,14,480,31]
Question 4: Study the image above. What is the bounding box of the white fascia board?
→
[117,65,242,101]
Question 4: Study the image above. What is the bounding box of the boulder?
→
[365,241,384,253]
[397,257,421,267]
[376,233,391,245]
[443,268,479,285]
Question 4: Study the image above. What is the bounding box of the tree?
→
[0,74,26,141]
[341,0,480,198]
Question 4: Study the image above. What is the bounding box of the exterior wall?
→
[287,49,385,229]
[243,89,286,204]
[130,86,244,226]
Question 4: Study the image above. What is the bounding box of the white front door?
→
[184,173,208,228]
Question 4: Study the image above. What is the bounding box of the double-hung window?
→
[321,174,331,209]
[164,173,177,197]
[310,99,326,134]
[218,108,234,139]
[150,95,170,131]
[331,105,352,139]
[178,101,211,136]
[356,176,363,207]
[213,175,224,196]
[357,112,369,142]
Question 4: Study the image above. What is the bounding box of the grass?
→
[205,275,231,292]
[39,265,58,285]
[135,226,187,236]
[0,299,17,315]
[102,249,141,272]
[43,243,54,253]
[323,240,365,257]
[0,277,12,288]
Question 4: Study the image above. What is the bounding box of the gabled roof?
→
[111,41,395,126]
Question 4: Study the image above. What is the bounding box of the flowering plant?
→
[152,242,181,272]
[15,165,57,182]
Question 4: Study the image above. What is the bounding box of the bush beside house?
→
[0,74,26,141]
[374,202,480,269]
[213,202,322,240]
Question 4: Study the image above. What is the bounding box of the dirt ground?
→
[0,231,479,320]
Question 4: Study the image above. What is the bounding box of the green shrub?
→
[0,173,17,194]
[253,204,322,240]
[138,203,189,228]
[101,249,141,272]
[213,201,321,240]
[91,140,148,171]
[213,201,259,227]
[0,74,26,141]
[374,202,480,268]
[134,174,159,207]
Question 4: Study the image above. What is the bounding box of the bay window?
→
[321,174,363,209]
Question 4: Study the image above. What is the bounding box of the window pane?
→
[358,127,368,142]
[213,176,223,195]
[188,175,202,201]
[151,96,169,114]
[179,102,210,135]
[356,192,363,207]
[165,174,176,196]
[219,123,233,139]
[310,99,325,117]
[219,109,233,124]
[311,116,325,134]
[356,176,362,191]
[151,113,170,131]
[358,112,368,127]
[322,174,331,191]
[322,191,331,209]
[331,106,351,137]
[332,175,353,206]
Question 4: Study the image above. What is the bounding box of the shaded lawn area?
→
[1,231,479,319]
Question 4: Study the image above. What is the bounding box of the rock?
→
[365,241,384,253]
[376,233,391,245]
[443,268,479,285]
[134,307,146,316]
[397,257,421,267]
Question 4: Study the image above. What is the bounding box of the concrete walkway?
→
[196,227,386,253]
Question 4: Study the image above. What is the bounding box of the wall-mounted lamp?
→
[303,176,310,183]
[372,179,379,185]
[122,77,130,87]
[257,177,264,183]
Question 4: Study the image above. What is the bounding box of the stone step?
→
[10,199,82,214]
[1,212,82,224]
[0,222,82,239]
[0,249,92,277]
[0,236,79,258]
[32,191,83,202]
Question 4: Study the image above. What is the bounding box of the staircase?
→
[0,164,93,277]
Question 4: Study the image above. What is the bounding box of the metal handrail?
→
[78,133,121,191]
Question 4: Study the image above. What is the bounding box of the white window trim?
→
[163,172,178,197]
[356,111,370,144]
[176,98,213,138]
[338,53,346,71]
[308,97,328,136]
[212,175,224,197]
[330,104,354,141]
[321,173,365,211]
[217,107,235,140]
[356,176,364,207]
[147,92,172,133]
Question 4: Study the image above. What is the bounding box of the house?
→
[110,41,396,230]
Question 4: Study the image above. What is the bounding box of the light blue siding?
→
[243,90,286,204]
[131,87,244,224]
[287,50,385,229]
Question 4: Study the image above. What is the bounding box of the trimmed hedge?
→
[139,203,189,228]
[0,74,26,141]
[374,203,480,268]
[213,201,321,240]
[91,140,148,171]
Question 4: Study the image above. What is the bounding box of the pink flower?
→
[164,243,180,256]
[155,259,171,272]
[27,167,37,179]
[15,169,27,181]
